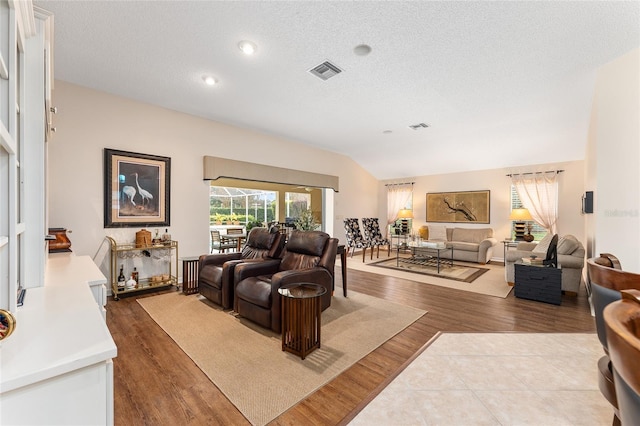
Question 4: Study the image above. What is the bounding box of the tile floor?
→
[349,333,613,425]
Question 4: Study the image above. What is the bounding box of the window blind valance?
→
[203,156,339,192]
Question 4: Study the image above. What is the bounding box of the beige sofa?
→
[418,226,498,264]
[504,234,585,294]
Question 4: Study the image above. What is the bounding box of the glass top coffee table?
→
[397,241,453,273]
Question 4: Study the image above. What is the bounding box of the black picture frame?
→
[104,148,171,228]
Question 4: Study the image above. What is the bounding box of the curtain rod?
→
[385,182,415,186]
[506,170,564,177]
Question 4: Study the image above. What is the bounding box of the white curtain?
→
[512,172,559,234]
[387,184,413,233]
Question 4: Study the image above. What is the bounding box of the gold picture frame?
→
[426,190,490,224]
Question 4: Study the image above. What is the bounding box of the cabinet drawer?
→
[514,263,562,305]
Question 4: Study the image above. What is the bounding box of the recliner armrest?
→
[199,252,242,269]
[270,268,333,288]
[234,258,281,283]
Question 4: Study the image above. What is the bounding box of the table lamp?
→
[397,209,414,235]
[509,208,532,241]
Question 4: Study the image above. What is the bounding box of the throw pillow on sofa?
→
[428,225,447,241]
[532,233,554,254]
[557,236,579,255]
[418,226,429,240]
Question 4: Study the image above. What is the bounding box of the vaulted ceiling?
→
[36,1,639,179]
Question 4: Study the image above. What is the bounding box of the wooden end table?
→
[180,256,200,295]
[278,283,327,360]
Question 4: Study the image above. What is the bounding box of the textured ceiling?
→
[36,1,639,180]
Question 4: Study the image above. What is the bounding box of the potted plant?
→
[246,220,263,231]
[294,209,319,231]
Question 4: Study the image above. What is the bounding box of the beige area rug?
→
[341,253,512,298]
[369,257,489,283]
[138,290,426,426]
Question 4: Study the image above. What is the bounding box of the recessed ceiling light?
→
[202,75,217,86]
[238,40,257,55]
[353,44,372,56]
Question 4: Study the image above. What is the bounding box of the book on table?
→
[522,257,543,265]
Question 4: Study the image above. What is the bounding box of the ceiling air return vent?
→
[308,61,342,81]
[409,123,430,130]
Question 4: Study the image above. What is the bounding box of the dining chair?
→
[361,217,391,259]
[225,227,245,251]
[343,218,368,262]
[211,230,235,253]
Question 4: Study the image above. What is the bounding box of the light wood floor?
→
[107,264,596,426]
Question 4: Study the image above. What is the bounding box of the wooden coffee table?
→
[278,283,327,360]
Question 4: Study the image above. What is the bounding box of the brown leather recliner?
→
[233,230,338,333]
[198,227,285,309]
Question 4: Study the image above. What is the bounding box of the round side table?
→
[278,283,327,360]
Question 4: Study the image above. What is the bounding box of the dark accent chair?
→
[604,289,640,425]
[343,218,369,262]
[233,230,338,333]
[198,227,285,309]
[587,254,640,426]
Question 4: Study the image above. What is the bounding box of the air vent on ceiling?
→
[409,123,430,130]
[308,61,343,81]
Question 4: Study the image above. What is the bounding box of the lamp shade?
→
[397,209,414,219]
[509,208,533,221]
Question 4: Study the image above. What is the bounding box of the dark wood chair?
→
[587,254,640,425]
[604,289,640,425]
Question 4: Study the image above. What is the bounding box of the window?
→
[284,191,311,222]
[209,186,276,225]
[510,185,546,240]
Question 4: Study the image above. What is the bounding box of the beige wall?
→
[48,81,379,270]
[379,161,586,261]
[586,48,640,271]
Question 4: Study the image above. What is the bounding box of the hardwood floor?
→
[107,265,596,426]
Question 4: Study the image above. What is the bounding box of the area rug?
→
[341,255,512,298]
[369,257,489,283]
[138,291,426,426]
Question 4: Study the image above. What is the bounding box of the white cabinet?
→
[46,253,109,319]
[1,268,117,425]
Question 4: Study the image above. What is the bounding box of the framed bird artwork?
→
[104,148,171,228]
